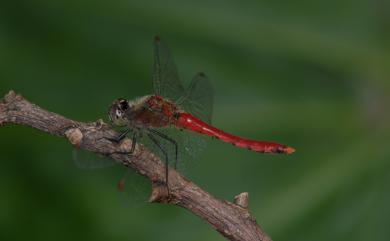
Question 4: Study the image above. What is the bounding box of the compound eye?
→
[115,109,123,117]
[118,99,129,111]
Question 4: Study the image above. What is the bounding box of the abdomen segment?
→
[176,113,295,154]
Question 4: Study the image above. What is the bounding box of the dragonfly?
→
[108,36,295,187]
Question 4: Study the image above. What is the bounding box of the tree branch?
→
[0,90,272,241]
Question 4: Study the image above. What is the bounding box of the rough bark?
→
[0,90,272,241]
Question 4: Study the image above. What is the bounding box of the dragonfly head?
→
[108,98,131,127]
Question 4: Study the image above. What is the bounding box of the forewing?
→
[117,169,151,208]
[73,148,117,170]
[73,145,150,206]
[153,36,185,102]
[180,72,214,124]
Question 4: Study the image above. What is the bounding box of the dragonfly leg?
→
[104,130,137,155]
[108,128,132,143]
[149,129,178,169]
[130,131,137,153]
[147,132,170,192]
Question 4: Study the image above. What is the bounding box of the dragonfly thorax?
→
[108,95,179,129]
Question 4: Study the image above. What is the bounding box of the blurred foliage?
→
[0,0,389,241]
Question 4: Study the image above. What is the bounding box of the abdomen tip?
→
[285,146,295,154]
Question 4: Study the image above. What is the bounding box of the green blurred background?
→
[1,0,389,240]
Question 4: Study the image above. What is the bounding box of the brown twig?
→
[0,90,272,241]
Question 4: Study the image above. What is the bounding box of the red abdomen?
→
[175,112,295,154]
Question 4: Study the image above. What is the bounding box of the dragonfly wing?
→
[140,127,207,172]
[179,72,214,124]
[117,169,151,208]
[73,148,117,170]
[153,36,185,102]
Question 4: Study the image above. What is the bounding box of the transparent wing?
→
[151,38,213,163]
[73,148,117,170]
[139,127,208,173]
[153,36,185,102]
[73,148,150,207]
[117,169,151,208]
[179,72,214,124]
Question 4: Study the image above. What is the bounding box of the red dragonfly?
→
[108,36,295,186]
